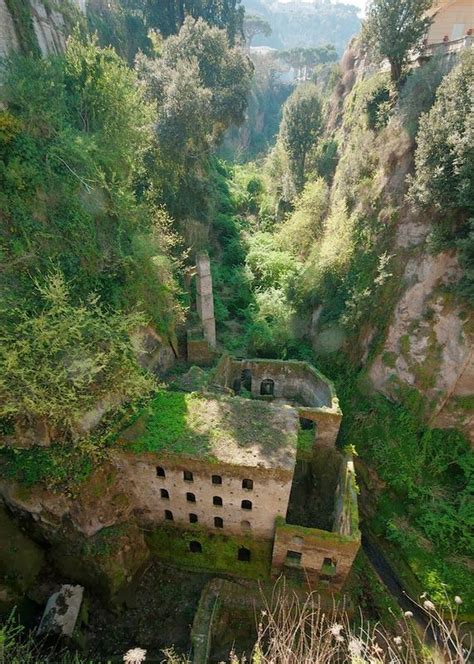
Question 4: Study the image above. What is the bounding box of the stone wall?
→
[114,452,294,540]
[214,356,343,447]
[271,520,360,591]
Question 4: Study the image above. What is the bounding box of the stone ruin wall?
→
[271,455,360,591]
[113,452,294,541]
[214,357,342,447]
[271,523,360,591]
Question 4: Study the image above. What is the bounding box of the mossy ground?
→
[119,390,297,466]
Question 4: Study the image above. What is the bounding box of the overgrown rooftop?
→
[118,391,298,470]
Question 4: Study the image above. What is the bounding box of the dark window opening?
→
[160,489,169,499]
[156,466,166,478]
[189,540,202,553]
[238,547,251,562]
[241,368,252,392]
[212,475,222,485]
[321,557,337,577]
[183,470,193,482]
[260,378,275,396]
[241,499,252,511]
[241,520,251,531]
[299,417,315,430]
[285,550,302,567]
[214,517,224,528]
[242,478,253,490]
[232,378,241,394]
[186,492,196,503]
[213,496,223,506]
[189,513,198,524]
[164,510,173,521]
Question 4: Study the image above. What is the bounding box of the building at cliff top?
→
[425,0,473,45]
[116,358,360,592]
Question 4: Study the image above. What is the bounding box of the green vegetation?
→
[0,272,152,439]
[279,83,323,192]
[0,443,95,493]
[363,0,433,85]
[120,390,297,462]
[147,523,273,580]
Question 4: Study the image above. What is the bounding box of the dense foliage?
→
[363,0,433,84]
[87,0,245,60]
[0,273,152,438]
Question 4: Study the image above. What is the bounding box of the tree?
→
[0,272,153,440]
[409,50,474,213]
[363,0,433,85]
[243,14,272,49]
[279,83,322,191]
[144,0,245,44]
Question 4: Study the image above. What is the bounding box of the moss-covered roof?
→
[118,391,298,471]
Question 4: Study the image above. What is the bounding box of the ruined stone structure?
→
[187,252,217,365]
[195,252,216,348]
[213,356,343,447]
[113,358,359,591]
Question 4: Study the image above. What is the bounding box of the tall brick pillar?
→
[196,251,216,347]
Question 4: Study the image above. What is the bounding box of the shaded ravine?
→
[362,531,446,659]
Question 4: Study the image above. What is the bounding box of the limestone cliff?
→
[311,42,473,443]
[0,0,85,57]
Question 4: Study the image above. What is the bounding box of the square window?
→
[183,470,193,482]
[213,496,223,506]
[212,475,222,485]
[285,550,302,568]
[189,513,198,524]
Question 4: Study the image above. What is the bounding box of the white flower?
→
[393,636,402,646]
[348,638,363,657]
[330,623,343,637]
[420,592,427,599]
[404,611,413,618]
[454,596,463,605]
[123,648,147,664]
[423,600,435,611]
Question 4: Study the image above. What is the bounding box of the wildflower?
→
[123,648,147,664]
[420,592,427,599]
[404,611,413,618]
[348,638,363,657]
[393,636,402,646]
[454,596,462,605]
[423,600,435,611]
[330,623,343,637]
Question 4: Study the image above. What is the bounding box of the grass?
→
[118,390,297,466]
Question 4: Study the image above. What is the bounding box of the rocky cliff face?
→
[313,42,473,443]
[0,0,85,57]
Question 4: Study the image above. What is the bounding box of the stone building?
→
[425,0,473,45]
[213,356,343,447]
[116,358,360,591]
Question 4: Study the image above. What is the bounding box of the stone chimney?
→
[195,251,216,348]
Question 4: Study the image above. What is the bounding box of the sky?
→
[278,0,366,14]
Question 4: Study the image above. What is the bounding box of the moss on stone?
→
[118,390,297,470]
[146,523,273,580]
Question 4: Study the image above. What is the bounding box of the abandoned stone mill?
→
[0,252,360,656]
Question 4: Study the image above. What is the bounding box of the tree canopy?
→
[363,0,433,84]
[279,83,323,192]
